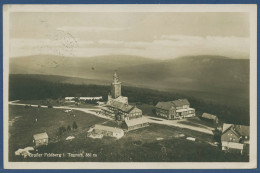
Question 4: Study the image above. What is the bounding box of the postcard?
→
[3,4,257,169]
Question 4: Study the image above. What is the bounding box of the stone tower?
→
[111,71,121,99]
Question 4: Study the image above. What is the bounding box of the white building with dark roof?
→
[155,99,195,119]
[101,100,142,121]
[221,123,249,154]
[100,71,149,131]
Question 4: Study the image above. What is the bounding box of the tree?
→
[72,121,78,129]
[58,126,66,135]
[152,109,156,115]
[67,125,71,131]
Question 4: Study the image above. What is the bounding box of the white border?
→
[3,4,257,169]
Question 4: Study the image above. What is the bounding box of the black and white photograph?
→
[3,4,257,169]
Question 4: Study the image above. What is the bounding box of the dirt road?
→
[9,101,213,135]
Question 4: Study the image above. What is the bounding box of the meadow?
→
[9,105,248,162]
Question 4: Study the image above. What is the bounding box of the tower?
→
[111,71,121,99]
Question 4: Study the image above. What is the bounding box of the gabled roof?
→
[234,125,249,137]
[155,99,190,110]
[108,101,134,113]
[222,123,233,133]
[222,123,250,137]
[125,118,148,127]
[93,124,123,133]
[171,99,190,107]
[201,113,218,120]
[155,101,173,110]
[228,127,241,138]
[129,107,142,114]
[33,132,48,140]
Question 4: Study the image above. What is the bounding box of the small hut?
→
[33,132,48,147]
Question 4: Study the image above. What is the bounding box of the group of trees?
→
[58,121,78,135]
[9,74,249,125]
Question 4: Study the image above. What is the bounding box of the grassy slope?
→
[9,105,248,162]
[9,105,107,161]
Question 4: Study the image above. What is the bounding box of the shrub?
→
[72,121,78,129]
[58,126,66,135]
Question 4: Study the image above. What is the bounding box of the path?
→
[142,115,214,135]
[9,101,213,135]
[9,101,112,120]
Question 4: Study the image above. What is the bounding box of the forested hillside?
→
[9,74,249,125]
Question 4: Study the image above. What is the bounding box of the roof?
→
[155,101,173,110]
[234,125,249,136]
[155,99,190,110]
[222,123,233,133]
[125,118,148,127]
[65,97,75,100]
[79,97,102,100]
[172,99,190,107]
[33,132,48,140]
[201,113,218,120]
[222,123,249,137]
[108,101,134,113]
[129,107,142,114]
[93,124,123,133]
[114,96,128,102]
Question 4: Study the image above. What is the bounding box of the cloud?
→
[120,35,250,58]
[58,26,128,32]
[9,38,95,57]
[10,35,250,59]
[98,40,124,45]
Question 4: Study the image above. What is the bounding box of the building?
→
[101,72,142,120]
[92,124,124,139]
[201,113,219,124]
[33,132,48,147]
[100,71,148,131]
[101,100,142,121]
[124,118,149,131]
[79,97,102,101]
[107,72,128,104]
[111,72,121,99]
[65,97,75,101]
[155,99,195,119]
[221,123,249,154]
[65,97,102,102]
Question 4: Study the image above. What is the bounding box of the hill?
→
[9,54,159,80]
[9,54,249,108]
[8,74,249,125]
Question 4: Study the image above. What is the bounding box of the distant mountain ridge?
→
[10,54,159,80]
[9,54,249,99]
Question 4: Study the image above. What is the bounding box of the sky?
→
[9,12,250,59]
